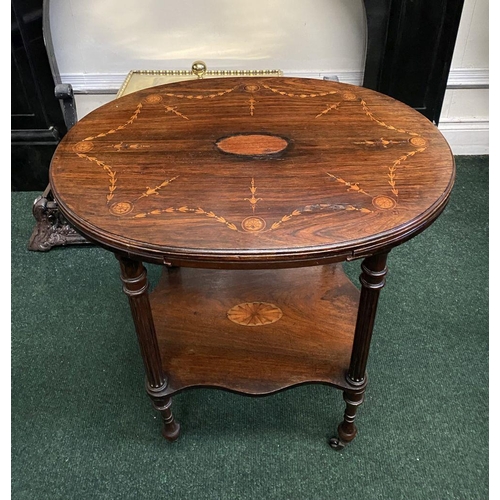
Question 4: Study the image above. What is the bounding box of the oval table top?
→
[49,77,455,268]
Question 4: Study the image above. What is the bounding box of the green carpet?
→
[11,156,488,499]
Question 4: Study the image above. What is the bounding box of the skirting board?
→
[438,120,489,156]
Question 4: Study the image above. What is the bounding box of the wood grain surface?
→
[49,77,455,268]
[149,264,360,395]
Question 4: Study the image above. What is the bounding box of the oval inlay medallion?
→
[144,94,163,104]
[73,141,94,153]
[241,216,266,232]
[409,136,427,147]
[109,201,134,216]
[227,302,283,326]
[216,134,289,157]
[372,195,397,210]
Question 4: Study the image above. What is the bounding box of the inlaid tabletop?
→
[49,77,455,266]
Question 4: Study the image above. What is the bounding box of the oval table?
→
[49,77,455,449]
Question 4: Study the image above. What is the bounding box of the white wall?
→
[49,0,488,155]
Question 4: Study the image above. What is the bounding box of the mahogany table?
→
[49,77,455,449]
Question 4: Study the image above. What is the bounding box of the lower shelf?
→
[149,264,360,396]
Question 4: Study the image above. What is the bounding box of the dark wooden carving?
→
[28,184,89,251]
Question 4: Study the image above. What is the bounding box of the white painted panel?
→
[451,0,489,69]
[460,0,489,68]
[74,95,115,119]
[451,0,476,68]
[50,0,366,75]
[441,89,489,120]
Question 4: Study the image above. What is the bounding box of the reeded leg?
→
[117,255,180,441]
[330,252,388,449]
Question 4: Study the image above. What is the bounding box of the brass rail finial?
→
[192,60,207,79]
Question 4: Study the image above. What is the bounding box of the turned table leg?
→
[116,255,180,441]
[330,252,388,450]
